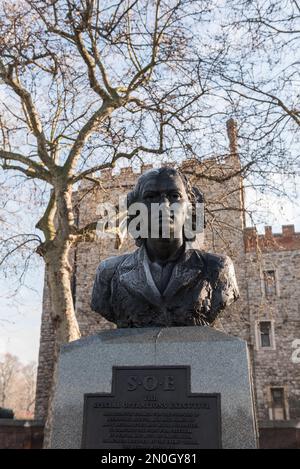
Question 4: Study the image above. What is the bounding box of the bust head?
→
[127,167,204,248]
[91,165,239,327]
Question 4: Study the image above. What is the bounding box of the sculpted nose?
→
[160,193,170,206]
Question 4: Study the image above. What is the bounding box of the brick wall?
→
[0,420,44,449]
[259,421,300,449]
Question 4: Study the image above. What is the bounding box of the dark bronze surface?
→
[0,407,14,419]
[91,167,239,328]
[82,366,221,449]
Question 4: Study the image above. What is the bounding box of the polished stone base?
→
[50,326,257,448]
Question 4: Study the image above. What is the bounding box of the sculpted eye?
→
[143,191,159,202]
[144,193,155,201]
[170,192,181,200]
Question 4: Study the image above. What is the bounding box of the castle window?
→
[263,270,277,297]
[255,320,275,350]
[260,321,271,347]
[269,387,287,420]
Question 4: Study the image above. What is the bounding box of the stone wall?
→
[245,226,300,423]
[259,422,300,449]
[0,420,44,449]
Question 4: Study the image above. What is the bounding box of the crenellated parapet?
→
[244,224,300,252]
[78,151,242,193]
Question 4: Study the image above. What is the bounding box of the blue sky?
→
[0,263,43,364]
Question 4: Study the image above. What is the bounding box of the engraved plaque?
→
[82,366,221,449]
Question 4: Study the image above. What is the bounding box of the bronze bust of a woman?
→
[91,167,239,327]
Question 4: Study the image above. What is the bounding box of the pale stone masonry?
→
[244,226,300,421]
[35,121,300,438]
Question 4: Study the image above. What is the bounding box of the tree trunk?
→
[42,184,81,448]
[42,245,81,448]
[46,247,80,344]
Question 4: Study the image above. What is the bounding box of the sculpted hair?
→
[126,167,204,246]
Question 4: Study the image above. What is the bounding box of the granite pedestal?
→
[50,326,257,449]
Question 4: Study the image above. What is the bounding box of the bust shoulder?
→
[201,251,230,270]
[198,250,239,322]
[91,252,131,316]
[95,252,131,281]
[191,250,232,276]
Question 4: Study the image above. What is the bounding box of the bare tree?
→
[0,354,36,418]
[215,0,300,178]
[20,362,37,417]
[1,0,298,445]
[0,0,225,443]
[0,353,20,407]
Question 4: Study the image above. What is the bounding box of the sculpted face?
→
[140,171,189,240]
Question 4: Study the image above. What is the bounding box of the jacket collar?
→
[119,244,203,307]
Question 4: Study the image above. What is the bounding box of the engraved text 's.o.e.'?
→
[127,374,176,391]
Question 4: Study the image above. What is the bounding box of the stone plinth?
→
[50,326,257,449]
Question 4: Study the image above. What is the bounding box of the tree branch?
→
[222,75,300,127]
[74,31,111,101]
[0,60,54,169]
[35,191,56,241]
[0,150,51,181]
[64,101,116,176]
[71,142,165,184]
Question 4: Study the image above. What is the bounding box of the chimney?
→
[226,118,238,156]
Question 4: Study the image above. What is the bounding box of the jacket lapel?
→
[163,249,204,300]
[119,246,162,307]
[119,246,204,307]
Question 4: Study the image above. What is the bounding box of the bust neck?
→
[145,237,185,266]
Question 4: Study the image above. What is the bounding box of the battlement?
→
[78,118,241,190]
[244,225,300,252]
[79,153,242,191]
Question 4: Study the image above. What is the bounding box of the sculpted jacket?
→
[91,245,239,327]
